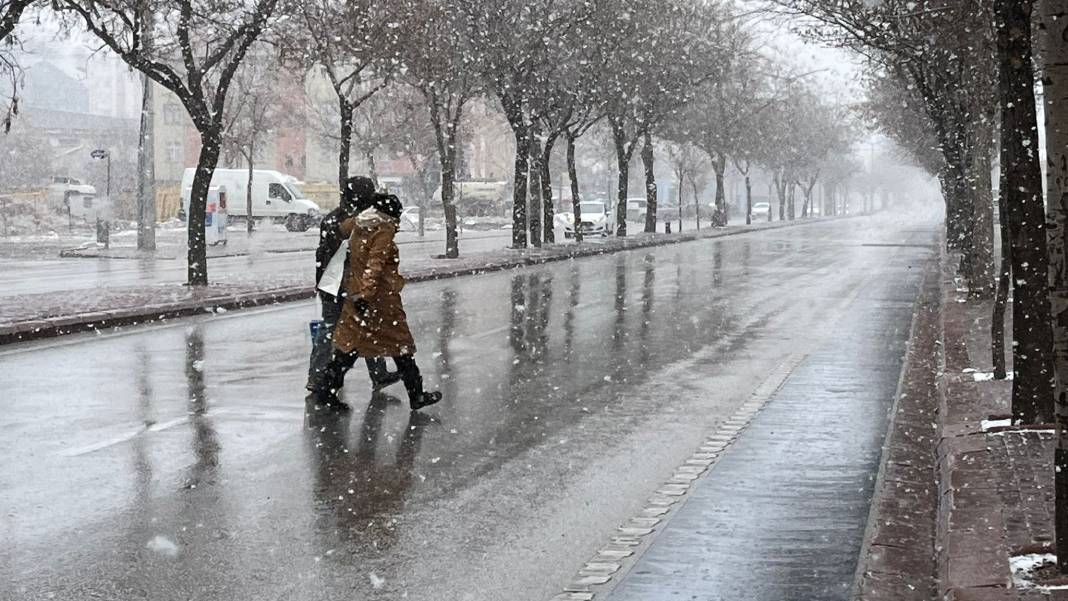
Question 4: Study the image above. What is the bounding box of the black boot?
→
[410,390,442,411]
[306,389,350,412]
[366,358,402,391]
[395,356,441,411]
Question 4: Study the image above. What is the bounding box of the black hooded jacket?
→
[315,207,350,303]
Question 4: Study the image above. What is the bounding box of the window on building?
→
[166,142,182,164]
[163,104,183,125]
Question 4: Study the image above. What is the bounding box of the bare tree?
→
[222,51,291,235]
[666,141,708,231]
[60,0,279,286]
[597,0,725,235]
[404,0,480,258]
[460,0,583,248]
[0,0,33,132]
[1038,0,1068,571]
[292,0,405,204]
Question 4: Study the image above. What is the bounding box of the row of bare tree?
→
[0,0,853,283]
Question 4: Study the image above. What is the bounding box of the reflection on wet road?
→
[1,215,938,601]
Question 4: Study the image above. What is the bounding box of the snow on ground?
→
[1010,553,1068,590]
[980,418,1012,432]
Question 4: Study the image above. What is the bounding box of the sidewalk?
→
[53,223,514,260]
[854,250,1068,600]
[0,218,821,345]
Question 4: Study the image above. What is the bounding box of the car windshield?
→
[285,183,306,199]
[580,202,604,214]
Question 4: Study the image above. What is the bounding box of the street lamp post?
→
[91,149,111,249]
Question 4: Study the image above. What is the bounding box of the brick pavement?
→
[856,249,1068,600]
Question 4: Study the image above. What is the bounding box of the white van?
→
[180,168,321,232]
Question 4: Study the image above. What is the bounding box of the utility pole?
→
[136,73,156,250]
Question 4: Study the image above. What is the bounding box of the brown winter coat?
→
[333,209,417,357]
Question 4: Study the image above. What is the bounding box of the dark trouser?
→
[322,349,424,402]
[308,297,388,389]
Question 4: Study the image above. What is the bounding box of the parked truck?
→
[180,169,321,232]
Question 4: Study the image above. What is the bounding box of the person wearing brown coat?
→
[314,193,441,412]
[307,176,398,394]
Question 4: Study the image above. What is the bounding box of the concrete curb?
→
[1,217,845,346]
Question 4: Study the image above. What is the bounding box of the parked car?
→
[556,200,613,237]
[626,197,648,222]
[180,168,321,232]
[751,201,771,220]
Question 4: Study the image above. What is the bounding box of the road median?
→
[0,217,839,345]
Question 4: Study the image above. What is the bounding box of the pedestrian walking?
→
[315,193,442,412]
[307,176,399,396]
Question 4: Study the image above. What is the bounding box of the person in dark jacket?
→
[316,193,441,412]
[307,176,398,394]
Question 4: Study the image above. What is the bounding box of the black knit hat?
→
[342,176,377,212]
[371,193,403,220]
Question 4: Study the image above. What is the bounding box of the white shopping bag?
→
[316,239,349,297]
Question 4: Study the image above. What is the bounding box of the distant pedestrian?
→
[307,176,399,397]
[317,193,441,411]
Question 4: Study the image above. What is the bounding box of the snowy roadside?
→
[0,217,835,345]
[855,244,1068,600]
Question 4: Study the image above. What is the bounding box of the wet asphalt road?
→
[2,214,939,601]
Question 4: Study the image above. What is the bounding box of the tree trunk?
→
[441,153,459,258]
[566,133,582,244]
[745,172,752,225]
[511,125,530,248]
[970,133,996,298]
[528,129,543,248]
[677,167,684,232]
[611,123,630,237]
[1038,2,1068,567]
[775,174,786,221]
[690,174,701,230]
[712,154,726,226]
[541,132,557,245]
[337,97,353,207]
[136,73,156,250]
[996,0,1055,426]
[245,148,254,235]
[366,149,378,189]
[642,131,657,234]
[769,181,775,222]
[787,181,796,221]
[993,180,1010,380]
[187,127,222,286]
[802,179,817,220]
